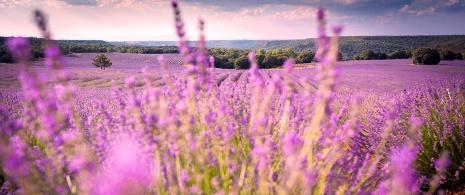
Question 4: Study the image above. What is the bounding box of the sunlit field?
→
[1,1,465,194]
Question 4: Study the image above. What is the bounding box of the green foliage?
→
[261,55,279,69]
[234,56,250,70]
[377,52,387,60]
[456,53,463,60]
[0,53,14,63]
[413,48,441,65]
[353,54,361,60]
[92,54,112,70]
[440,50,456,60]
[295,52,315,63]
[253,35,465,61]
[361,50,377,60]
[210,48,312,69]
[412,84,465,190]
[388,50,410,59]
[276,55,287,66]
[58,44,179,54]
[255,54,266,67]
[0,46,14,63]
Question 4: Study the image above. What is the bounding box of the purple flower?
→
[44,44,63,68]
[69,155,85,174]
[283,58,294,74]
[332,25,344,34]
[317,8,325,20]
[6,37,30,61]
[180,169,189,184]
[3,136,30,177]
[282,131,303,155]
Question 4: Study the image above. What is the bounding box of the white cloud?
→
[399,0,462,15]
[268,7,317,20]
[0,0,34,8]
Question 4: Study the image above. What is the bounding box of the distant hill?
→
[2,36,464,60]
[112,40,268,50]
[57,40,109,45]
[251,35,465,60]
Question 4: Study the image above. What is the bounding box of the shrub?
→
[440,50,456,60]
[361,49,377,60]
[353,54,361,60]
[0,46,14,63]
[255,54,266,67]
[0,54,13,63]
[234,56,250,69]
[377,52,387,60]
[407,81,465,190]
[276,55,287,66]
[261,55,279,68]
[406,50,413,58]
[455,53,463,60]
[92,54,112,70]
[213,55,234,69]
[388,50,409,59]
[295,52,314,63]
[413,48,441,65]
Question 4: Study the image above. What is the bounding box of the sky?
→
[1,0,465,41]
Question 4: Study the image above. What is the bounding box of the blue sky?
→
[1,0,465,41]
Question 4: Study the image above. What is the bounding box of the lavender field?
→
[1,2,465,195]
[2,54,464,93]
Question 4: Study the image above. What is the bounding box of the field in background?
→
[2,53,465,94]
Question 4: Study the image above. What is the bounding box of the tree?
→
[295,52,315,63]
[440,50,456,60]
[413,48,440,65]
[262,55,279,69]
[276,55,287,66]
[255,54,266,68]
[93,54,112,70]
[361,50,376,60]
[377,52,387,60]
[456,53,463,60]
[234,56,250,70]
[388,50,409,59]
[0,53,13,63]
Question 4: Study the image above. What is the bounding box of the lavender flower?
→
[6,37,30,61]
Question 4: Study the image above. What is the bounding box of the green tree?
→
[440,50,456,60]
[276,55,287,67]
[377,52,387,60]
[456,53,463,60]
[234,56,250,70]
[93,54,112,70]
[0,53,13,63]
[262,55,279,69]
[295,52,315,63]
[255,54,266,68]
[361,50,376,60]
[413,48,441,65]
[388,50,409,59]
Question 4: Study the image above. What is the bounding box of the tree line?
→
[2,36,464,68]
[0,36,179,63]
[253,35,465,61]
[353,49,463,61]
[210,48,342,69]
